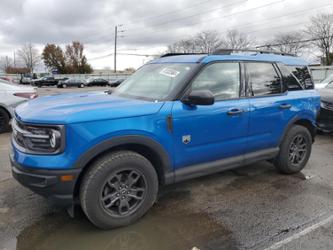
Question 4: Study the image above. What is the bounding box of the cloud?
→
[0,0,331,69]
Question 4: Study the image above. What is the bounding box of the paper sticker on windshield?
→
[159,68,180,78]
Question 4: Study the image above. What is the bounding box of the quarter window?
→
[247,63,281,96]
[191,63,240,101]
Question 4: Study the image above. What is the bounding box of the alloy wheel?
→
[100,169,147,217]
[288,134,308,166]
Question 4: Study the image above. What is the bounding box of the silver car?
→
[0,80,37,133]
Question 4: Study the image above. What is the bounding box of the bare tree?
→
[167,30,223,53]
[0,56,13,73]
[194,30,222,53]
[17,43,40,73]
[167,39,196,53]
[220,30,255,50]
[305,13,333,65]
[262,32,307,55]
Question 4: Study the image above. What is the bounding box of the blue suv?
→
[10,50,320,229]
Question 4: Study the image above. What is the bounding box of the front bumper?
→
[10,153,81,207]
[317,107,333,133]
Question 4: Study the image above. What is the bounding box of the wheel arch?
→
[0,105,12,119]
[73,135,174,198]
[280,116,317,145]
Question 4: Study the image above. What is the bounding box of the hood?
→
[15,91,164,124]
[319,88,333,103]
[1,83,36,92]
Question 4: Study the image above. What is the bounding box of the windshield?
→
[322,74,333,83]
[114,63,195,101]
[326,82,333,89]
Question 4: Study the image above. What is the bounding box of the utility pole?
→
[114,24,124,73]
[114,25,117,73]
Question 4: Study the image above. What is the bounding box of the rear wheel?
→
[80,151,158,229]
[274,125,312,174]
[79,83,84,88]
[0,108,10,133]
[62,84,67,88]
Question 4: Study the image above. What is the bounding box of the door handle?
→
[227,108,244,116]
[279,104,292,110]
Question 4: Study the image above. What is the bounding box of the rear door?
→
[246,62,295,152]
[171,62,250,169]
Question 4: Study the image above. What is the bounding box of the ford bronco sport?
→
[11,50,320,229]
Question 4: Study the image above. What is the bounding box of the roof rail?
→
[212,49,296,57]
[160,52,207,58]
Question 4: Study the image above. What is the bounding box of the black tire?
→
[80,151,158,229]
[62,84,67,88]
[0,108,10,133]
[274,125,312,174]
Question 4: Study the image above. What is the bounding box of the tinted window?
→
[247,63,281,96]
[277,63,303,91]
[191,63,240,101]
[288,66,314,89]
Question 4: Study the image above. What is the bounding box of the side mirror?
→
[182,90,215,106]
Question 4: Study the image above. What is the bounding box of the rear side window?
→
[246,62,282,96]
[288,66,314,89]
[191,62,240,101]
[277,63,303,91]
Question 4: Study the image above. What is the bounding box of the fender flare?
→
[279,115,316,145]
[73,135,174,184]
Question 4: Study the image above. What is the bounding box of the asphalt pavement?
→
[1,86,333,250]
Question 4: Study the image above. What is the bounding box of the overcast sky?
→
[0,0,332,70]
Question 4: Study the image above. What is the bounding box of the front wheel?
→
[80,151,158,229]
[274,125,312,174]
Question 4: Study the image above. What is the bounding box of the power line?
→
[125,0,247,33]
[80,0,219,44]
[88,52,158,61]
[126,0,331,45]
[256,35,333,48]
[125,0,285,38]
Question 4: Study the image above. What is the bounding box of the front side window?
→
[115,63,195,101]
[247,62,281,96]
[191,62,240,101]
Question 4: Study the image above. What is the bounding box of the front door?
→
[171,62,250,169]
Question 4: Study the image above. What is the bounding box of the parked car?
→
[0,80,37,133]
[109,78,125,87]
[31,76,58,87]
[11,50,320,229]
[85,78,109,86]
[317,83,333,132]
[57,78,85,88]
[19,74,32,85]
[315,74,333,89]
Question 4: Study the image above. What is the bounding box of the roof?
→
[149,53,309,66]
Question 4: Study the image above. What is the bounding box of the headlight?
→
[12,119,65,154]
